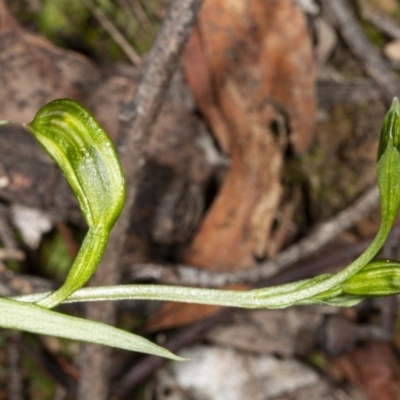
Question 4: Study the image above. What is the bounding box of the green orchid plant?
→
[2,97,400,360]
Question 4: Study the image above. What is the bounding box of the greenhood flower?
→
[24,99,126,309]
[376,97,400,231]
[377,98,400,161]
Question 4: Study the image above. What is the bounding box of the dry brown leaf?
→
[183,0,315,271]
[146,282,245,332]
[146,302,222,332]
[183,24,231,152]
[331,341,400,400]
[0,0,100,124]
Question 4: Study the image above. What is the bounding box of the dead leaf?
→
[331,341,400,400]
[0,0,100,123]
[183,24,231,152]
[146,302,222,332]
[183,0,315,270]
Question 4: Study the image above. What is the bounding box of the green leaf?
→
[0,298,183,361]
[24,99,126,308]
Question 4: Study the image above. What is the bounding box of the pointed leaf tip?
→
[0,298,185,361]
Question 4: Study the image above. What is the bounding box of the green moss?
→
[286,102,380,222]
[360,19,386,48]
[38,0,89,45]
[11,0,164,60]
[307,351,328,370]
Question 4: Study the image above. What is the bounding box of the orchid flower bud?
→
[377,98,400,161]
[376,98,400,230]
[342,259,400,297]
[24,99,125,308]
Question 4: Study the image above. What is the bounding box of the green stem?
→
[252,222,390,308]
[36,227,109,309]
[15,276,324,308]
[9,274,361,310]
[17,285,258,308]
[13,222,391,310]
[10,275,357,309]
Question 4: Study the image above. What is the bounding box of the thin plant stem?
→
[252,222,390,307]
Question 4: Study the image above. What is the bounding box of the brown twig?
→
[0,204,17,250]
[362,7,400,40]
[0,248,24,261]
[0,268,52,297]
[127,0,155,35]
[83,0,142,66]
[128,185,380,286]
[321,0,400,105]
[317,79,380,108]
[76,1,204,400]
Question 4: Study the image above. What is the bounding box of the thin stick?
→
[321,0,400,105]
[0,248,24,261]
[129,185,380,286]
[77,1,204,400]
[363,8,400,40]
[83,0,142,66]
[128,0,155,35]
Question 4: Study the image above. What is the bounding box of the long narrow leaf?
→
[0,298,183,361]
